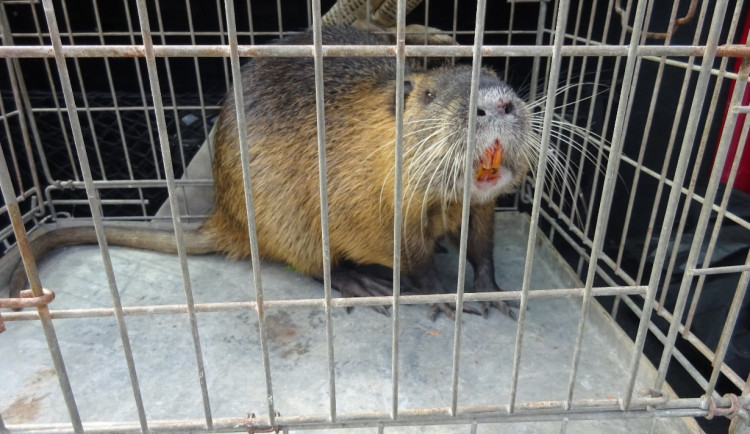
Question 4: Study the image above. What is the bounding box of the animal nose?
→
[497,100,514,115]
[476,100,515,117]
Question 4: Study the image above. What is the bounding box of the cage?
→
[0,0,748,433]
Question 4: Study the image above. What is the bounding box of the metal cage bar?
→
[309,0,338,422]
[222,0,277,425]
[1,0,748,432]
[133,0,214,428]
[41,0,151,431]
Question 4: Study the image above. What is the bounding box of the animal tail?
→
[3,224,216,300]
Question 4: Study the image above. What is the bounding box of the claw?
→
[505,298,521,309]
[428,304,440,322]
[374,305,391,317]
[463,304,482,316]
[427,302,482,321]
[489,300,517,321]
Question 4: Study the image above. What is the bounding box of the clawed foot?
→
[480,300,518,320]
[321,267,394,316]
[428,302,482,321]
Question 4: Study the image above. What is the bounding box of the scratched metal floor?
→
[1,212,698,433]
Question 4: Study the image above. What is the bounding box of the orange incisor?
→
[475,140,503,182]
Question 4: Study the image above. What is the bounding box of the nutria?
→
[4,28,530,320]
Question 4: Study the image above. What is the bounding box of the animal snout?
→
[476,99,515,117]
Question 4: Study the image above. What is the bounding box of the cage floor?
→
[1,212,699,433]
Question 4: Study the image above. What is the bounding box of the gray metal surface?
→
[0,212,698,432]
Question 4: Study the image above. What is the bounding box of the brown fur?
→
[4,28,529,304]
[203,28,527,279]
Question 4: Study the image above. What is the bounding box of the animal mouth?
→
[475,140,504,183]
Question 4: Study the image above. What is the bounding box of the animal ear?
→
[395,79,413,105]
[392,79,414,114]
[403,79,413,98]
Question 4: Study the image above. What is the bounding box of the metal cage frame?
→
[1,0,749,432]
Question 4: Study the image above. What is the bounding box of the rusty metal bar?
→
[449,0,488,417]
[133,0,214,428]
[0,43,748,58]
[222,0,276,425]
[309,0,337,422]
[565,0,648,410]
[41,0,148,431]
[3,395,748,433]
[624,0,732,408]
[509,0,569,413]
[1,286,649,322]
[391,0,407,421]
[653,0,737,393]
[0,288,54,309]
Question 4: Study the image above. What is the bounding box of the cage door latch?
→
[0,288,56,333]
[245,413,281,434]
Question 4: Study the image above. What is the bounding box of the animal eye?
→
[425,90,435,104]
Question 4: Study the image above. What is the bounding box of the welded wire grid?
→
[0,0,749,432]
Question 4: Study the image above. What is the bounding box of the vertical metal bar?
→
[542,0,560,95]
[58,0,107,181]
[0,86,21,192]
[652,0,733,392]
[470,421,478,434]
[223,0,276,425]
[246,0,256,45]
[559,417,569,434]
[40,0,149,431]
[683,0,746,336]
[450,0,487,417]
[687,134,750,330]
[614,0,686,270]
[686,98,750,336]
[215,0,230,90]
[275,0,283,38]
[309,0,337,422]
[504,0,514,82]
[528,0,547,104]
[450,0,458,66]
[16,3,71,186]
[185,0,212,165]
[153,0,189,178]
[91,0,149,218]
[551,0,585,210]
[582,0,631,247]
[121,0,160,181]
[509,0,569,414]
[391,0,407,421]
[638,3,709,295]
[306,0,312,28]
[0,115,83,434]
[0,6,45,216]
[564,0,647,409]
[134,0,214,428]
[566,0,608,230]
[623,0,730,409]
[705,250,750,397]
[422,0,429,70]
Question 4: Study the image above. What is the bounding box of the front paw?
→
[427,302,482,321]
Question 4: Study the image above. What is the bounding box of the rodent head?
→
[402,65,530,204]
